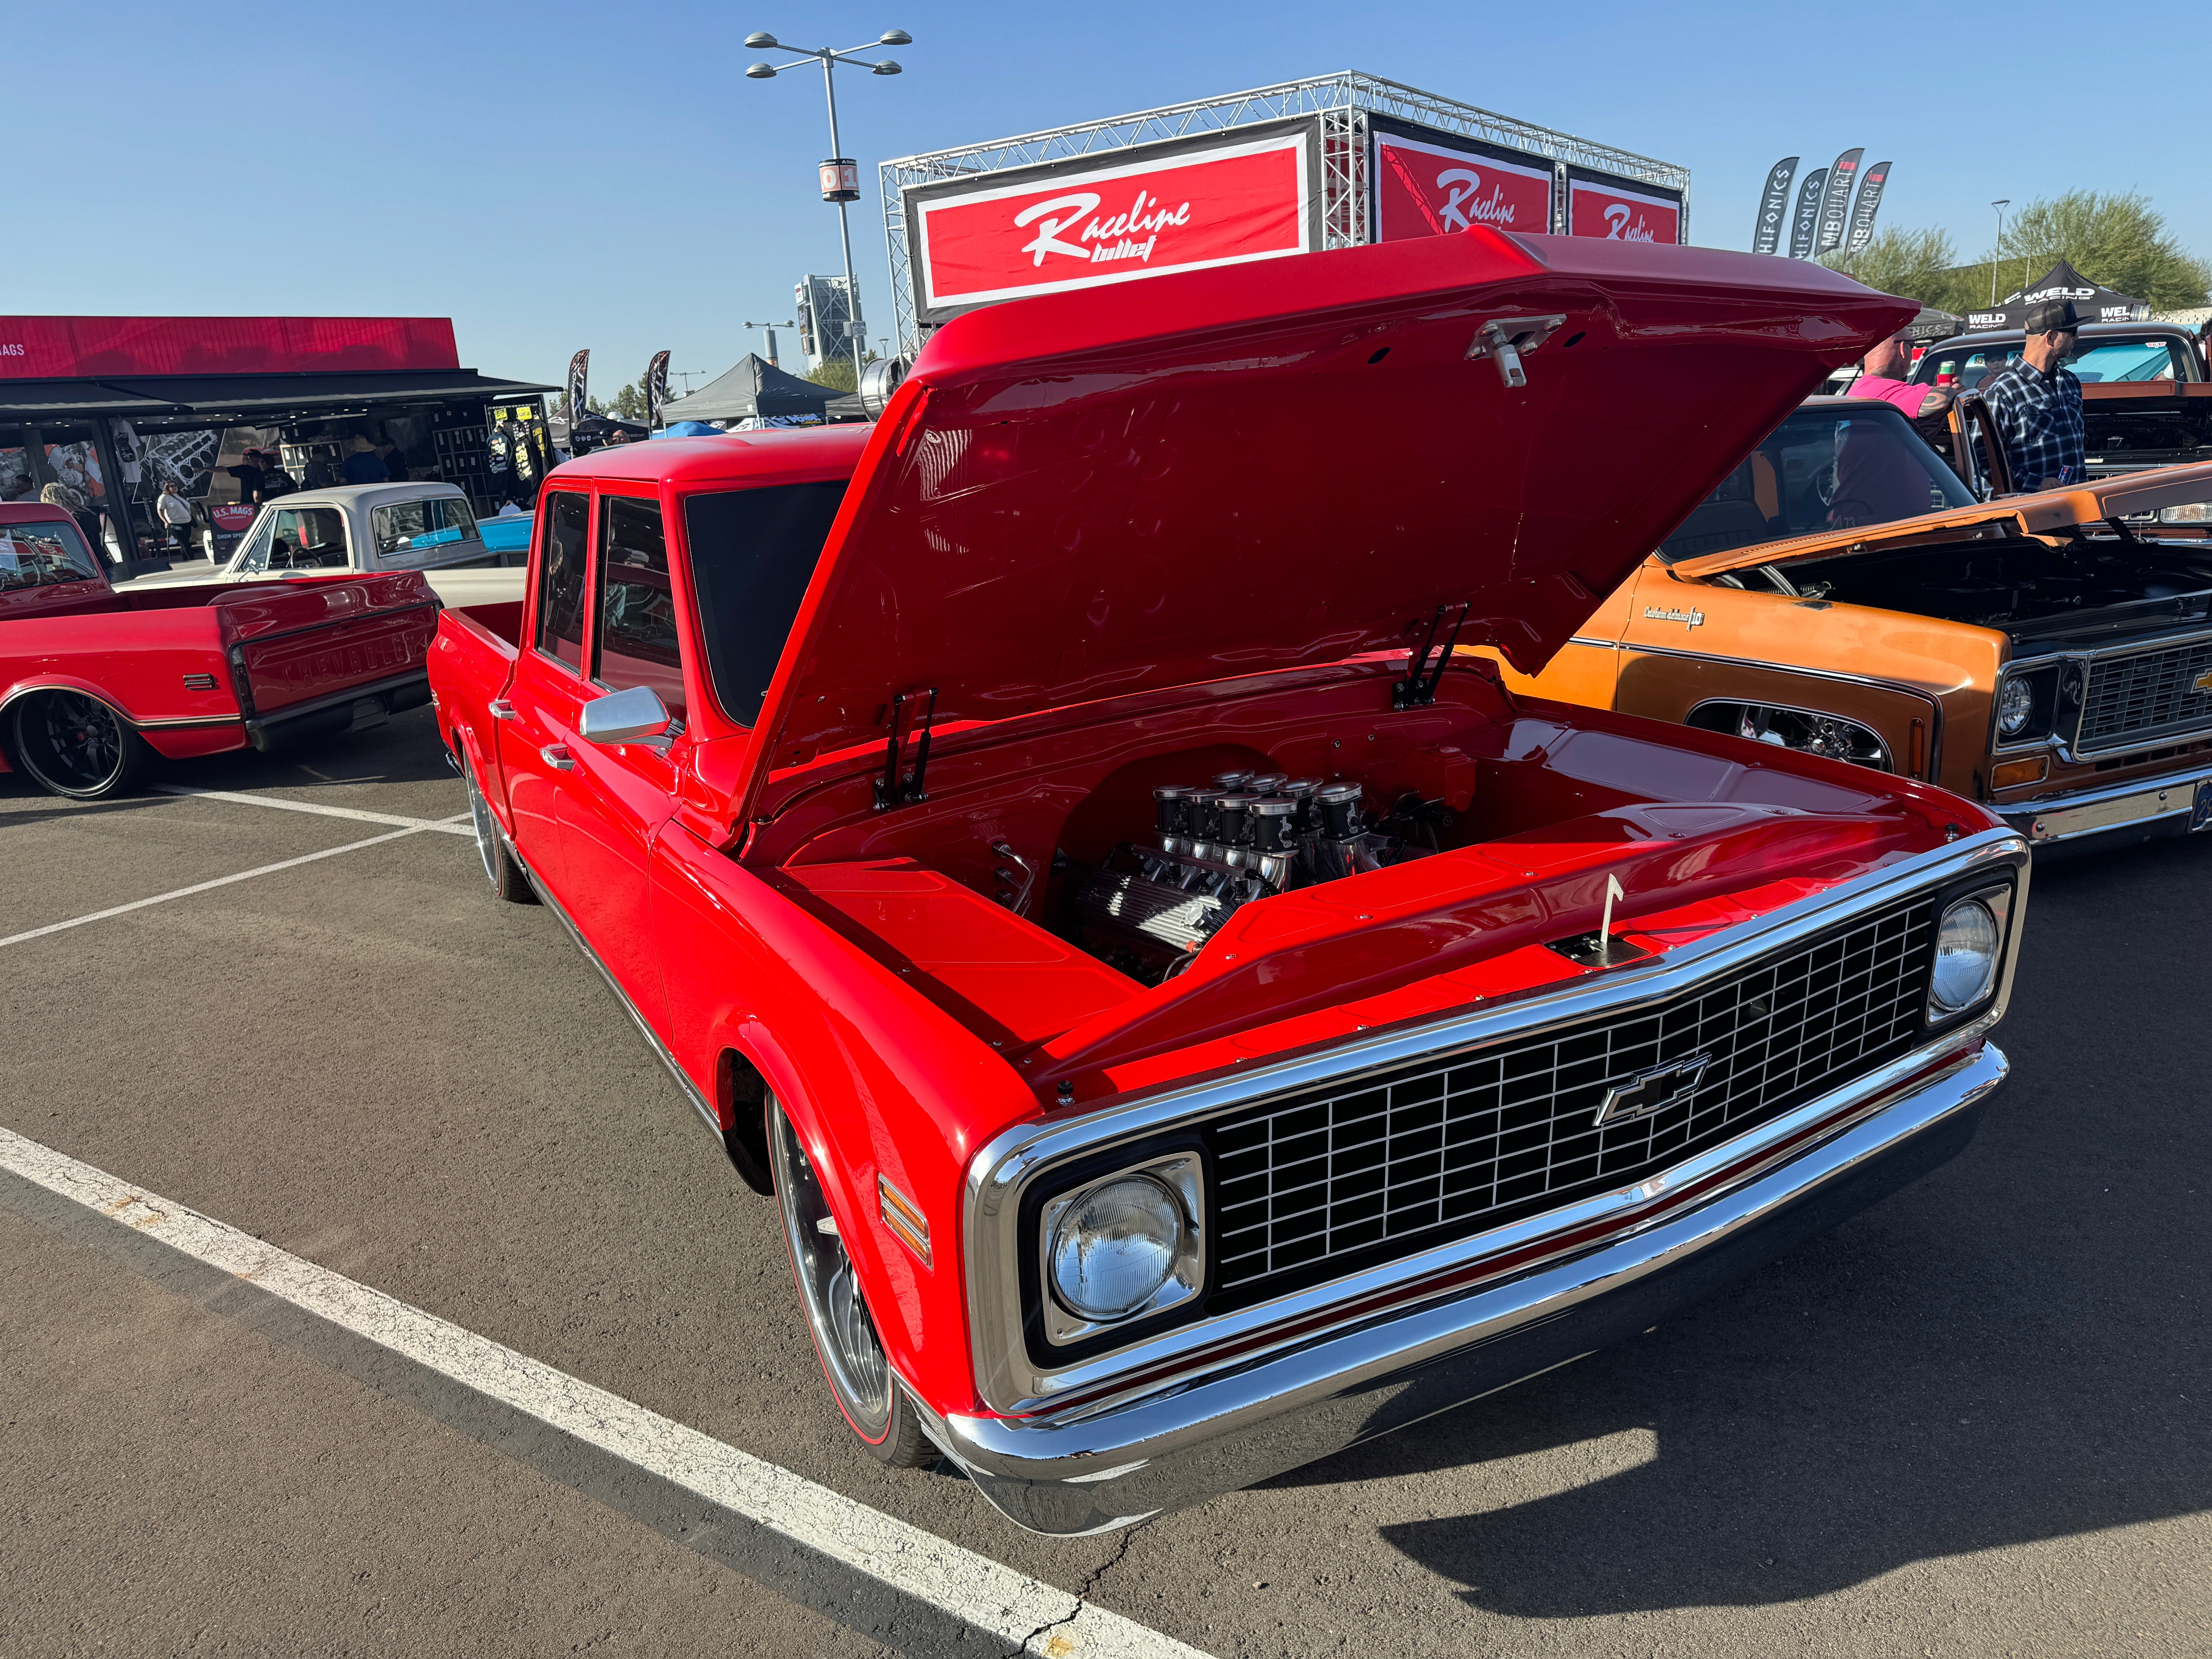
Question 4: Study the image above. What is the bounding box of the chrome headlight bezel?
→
[1925,880,2014,1028]
[1032,1149,1207,1353]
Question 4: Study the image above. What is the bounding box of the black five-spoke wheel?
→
[8,690,148,800]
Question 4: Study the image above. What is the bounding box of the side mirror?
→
[577,685,671,744]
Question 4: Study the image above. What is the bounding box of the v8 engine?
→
[1073,771,1445,982]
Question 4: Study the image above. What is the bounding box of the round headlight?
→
[1997,675,2035,737]
[1049,1176,1185,1322]
[1930,898,2000,1011]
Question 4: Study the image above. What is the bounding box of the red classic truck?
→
[0,502,437,798]
[431,231,2028,1533]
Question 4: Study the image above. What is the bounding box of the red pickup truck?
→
[0,502,437,798]
[431,231,2027,1534]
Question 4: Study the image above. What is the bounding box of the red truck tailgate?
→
[214,573,439,716]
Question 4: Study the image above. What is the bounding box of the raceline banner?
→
[1752,156,1799,256]
[1844,160,1892,257]
[1564,166,1683,244]
[1787,167,1827,258]
[905,119,1318,323]
[1369,116,1555,240]
[1814,148,1863,256]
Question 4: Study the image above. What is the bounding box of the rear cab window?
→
[681,482,848,726]
[535,491,589,671]
[0,518,102,591]
[241,505,349,572]
[373,495,481,562]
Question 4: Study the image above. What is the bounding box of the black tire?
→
[464,751,537,904]
[768,1102,934,1467]
[9,690,149,800]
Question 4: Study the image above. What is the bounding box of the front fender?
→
[648,822,1036,1417]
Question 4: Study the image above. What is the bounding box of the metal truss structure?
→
[878,70,1690,356]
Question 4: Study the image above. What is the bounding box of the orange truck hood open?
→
[740,230,1910,815]
[1671,458,2212,579]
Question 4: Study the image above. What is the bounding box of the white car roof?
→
[269,482,469,512]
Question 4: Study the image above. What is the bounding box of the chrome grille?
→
[1206,898,1938,1303]
[2077,637,2212,753]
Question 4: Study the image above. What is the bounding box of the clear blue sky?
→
[14,1,2209,392]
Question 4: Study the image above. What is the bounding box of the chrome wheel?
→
[466,759,500,888]
[769,1105,894,1439]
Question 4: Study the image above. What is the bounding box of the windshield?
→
[682,480,848,726]
[0,518,101,590]
[1913,335,2186,388]
[1659,405,1977,562]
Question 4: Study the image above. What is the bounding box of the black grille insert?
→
[1204,897,1939,1309]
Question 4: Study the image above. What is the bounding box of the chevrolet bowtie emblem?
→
[2194,670,2212,695]
[1593,1053,1713,1127]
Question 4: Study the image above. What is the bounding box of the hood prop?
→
[873,685,939,811]
[1394,603,1471,709]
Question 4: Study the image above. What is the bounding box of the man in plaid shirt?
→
[1981,297,2088,490]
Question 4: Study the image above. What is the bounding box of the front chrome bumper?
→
[915,1038,2006,1535]
[1997,764,2212,852]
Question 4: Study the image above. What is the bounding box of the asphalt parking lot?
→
[3,706,2209,1658]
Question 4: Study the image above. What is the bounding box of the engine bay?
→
[1790,534,2212,634]
[1074,772,1453,985]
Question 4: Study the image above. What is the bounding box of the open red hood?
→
[747,230,1910,787]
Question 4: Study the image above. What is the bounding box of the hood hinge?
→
[1394,603,1472,709]
[873,685,938,811]
[1465,314,1566,389]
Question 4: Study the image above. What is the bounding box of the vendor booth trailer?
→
[879,70,1690,356]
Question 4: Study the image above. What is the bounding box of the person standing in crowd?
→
[41,483,107,560]
[227,447,267,504]
[1848,330,1953,419]
[342,435,388,485]
[1982,298,2088,490]
[381,437,407,483]
[155,477,195,558]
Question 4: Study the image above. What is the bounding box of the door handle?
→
[540,744,575,771]
[489,699,517,720]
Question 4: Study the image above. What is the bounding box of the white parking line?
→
[0,1126,1205,1659]
[151,783,475,835]
[0,819,467,950]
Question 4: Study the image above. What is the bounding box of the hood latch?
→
[1466,314,1566,389]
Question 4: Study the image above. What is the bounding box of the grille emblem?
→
[1594,1053,1712,1127]
[2194,670,2212,695]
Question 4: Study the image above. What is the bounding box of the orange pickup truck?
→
[1486,395,2212,854]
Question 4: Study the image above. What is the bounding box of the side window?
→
[0,519,101,590]
[536,491,589,670]
[593,495,685,717]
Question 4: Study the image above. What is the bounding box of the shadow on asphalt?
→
[1261,830,2212,1613]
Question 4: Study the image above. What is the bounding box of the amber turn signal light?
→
[1992,756,2050,789]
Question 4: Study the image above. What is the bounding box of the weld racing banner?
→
[1370,117,1554,241]
[1565,167,1683,244]
[1752,156,1798,256]
[1787,167,1827,258]
[644,350,671,429]
[904,119,1317,323]
[1814,148,1863,256]
[1844,161,1892,257]
[565,349,589,424]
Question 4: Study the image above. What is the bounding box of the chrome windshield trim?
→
[963,829,2028,1415]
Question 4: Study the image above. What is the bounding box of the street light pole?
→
[746,29,911,388]
[1990,199,2010,306]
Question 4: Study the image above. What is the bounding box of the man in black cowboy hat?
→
[1981,297,2089,491]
